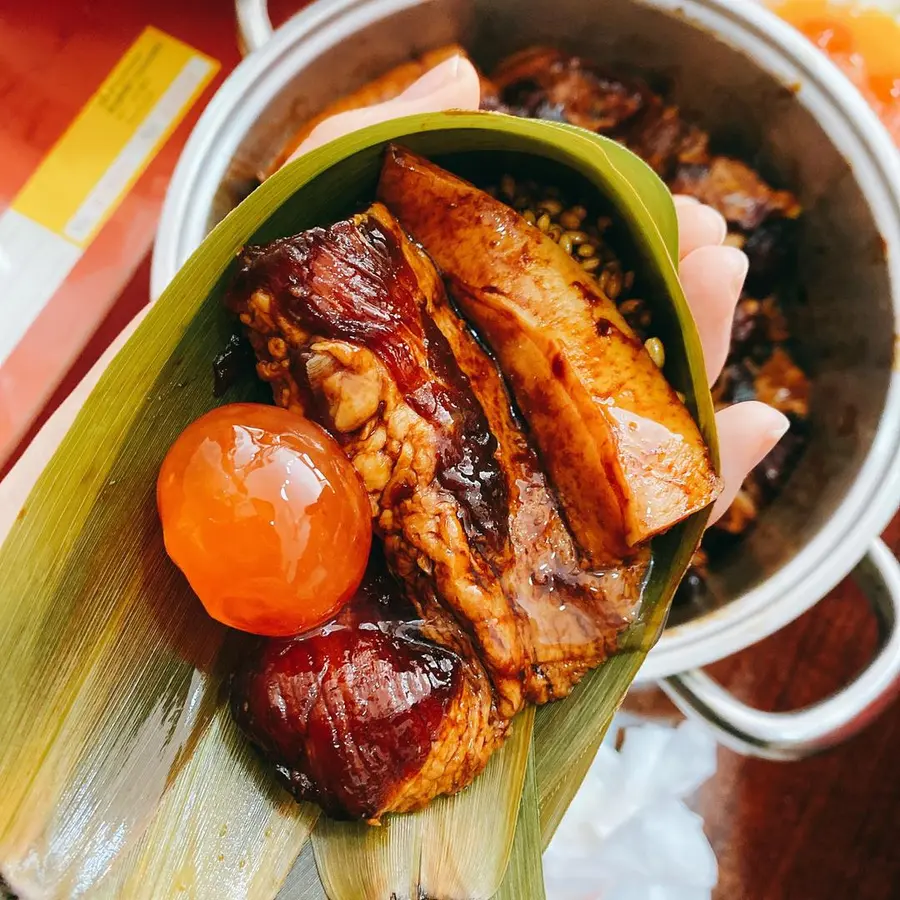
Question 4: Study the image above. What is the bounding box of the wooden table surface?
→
[689,515,900,900]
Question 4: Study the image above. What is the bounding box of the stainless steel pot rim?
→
[639,0,900,679]
[151,0,900,681]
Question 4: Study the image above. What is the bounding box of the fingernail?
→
[720,245,749,295]
[399,56,459,100]
[749,402,790,442]
[768,410,791,441]
[697,205,728,246]
[673,194,700,206]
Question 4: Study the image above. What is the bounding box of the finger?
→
[679,244,748,384]
[675,197,727,260]
[709,402,790,526]
[286,55,482,161]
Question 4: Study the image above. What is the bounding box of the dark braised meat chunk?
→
[492,46,649,132]
[228,201,646,722]
[490,47,801,231]
[231,552,504,822]
[670,158,801,232]
[492,47,707,179]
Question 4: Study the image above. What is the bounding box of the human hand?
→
[672,195,788,522]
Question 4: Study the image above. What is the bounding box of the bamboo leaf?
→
[0,462,227,896]
[311,708,535,900]
[418,707,535,899]
[312,811,419,900]
[276,844,329,900]
[491,730,545,900]
[0,266,271,895]
[99,703,318,899]
[533,653,643,848]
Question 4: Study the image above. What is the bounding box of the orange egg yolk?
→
[157,403,372,636]
[772,0,900,146]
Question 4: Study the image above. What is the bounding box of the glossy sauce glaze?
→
[230,217,508,550]
[229,200,653,716]
[502,467,647,663]
[230,553,463,820]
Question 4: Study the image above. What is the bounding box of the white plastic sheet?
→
[544,717,719,900]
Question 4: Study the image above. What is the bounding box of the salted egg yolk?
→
[157,403,372,636]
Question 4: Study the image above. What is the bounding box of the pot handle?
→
[660,537,900,760]
[236,0,274,56]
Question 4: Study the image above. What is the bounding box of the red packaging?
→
[0,0,254,466]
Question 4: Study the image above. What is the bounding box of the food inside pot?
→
[771,0,900,148]
[161,146,719,821]
[270,44,810,606]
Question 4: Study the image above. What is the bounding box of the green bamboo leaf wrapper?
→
[0,112,716,899]
[491,730,546,900]
[99,705,318,899]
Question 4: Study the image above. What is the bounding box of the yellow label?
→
[12,26,218,248]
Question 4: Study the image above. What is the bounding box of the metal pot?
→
[152,0,900,759]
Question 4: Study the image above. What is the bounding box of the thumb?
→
[286,55,482,162]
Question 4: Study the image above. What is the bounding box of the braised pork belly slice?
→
[378,145,721,566]
[231,552,504,821]
[420,227,645,703]
[227,202,642,718]
[490,46,652,134]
